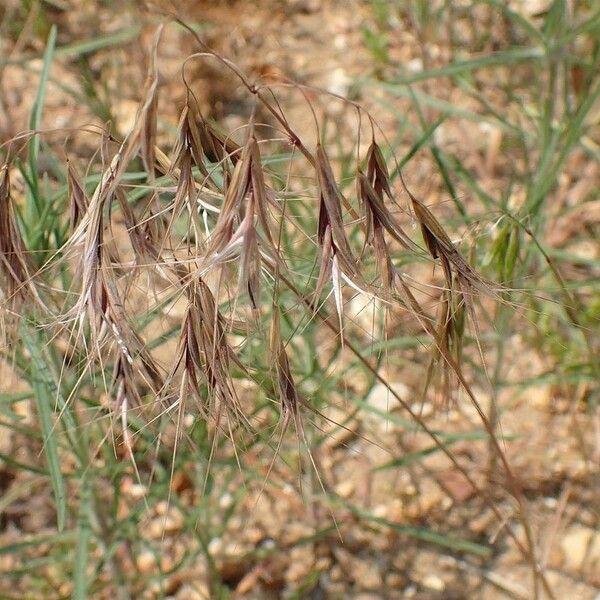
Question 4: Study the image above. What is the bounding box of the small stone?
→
[281,522,314,545]
[322,405,359,449]
[127,483,147,499]
[155,500,169,515]
[207,537,223,557]
[366,382,410,417]
[561,525,600,571]
[219,493,234,509]
[372,503,388,518]
[136,550,156,573]
[327,67,350,98]
[386,572,406,589]
[422,574,446,592]
[329,564,344,582]
[469,509,496,535]
[439,471,476,502]
[285,546,314,583]
[146,507,184,537]
[335,480,355,499]
[121,477,147,499]
[245,526,264,544]
[404,584,417,597]
[352,560,382,589]
[288,0,320,13]
[175,584,209,600]
[386,499,404,522]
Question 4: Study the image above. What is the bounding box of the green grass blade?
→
[375,440,461,470]
[387,46,545,85]
[27,25,57,223]
[72,477,92,600]
[345,504,491,556]
[22,328,67,532]
[0,531,77,556]
[367,82,521,134]
[476,0,546,44]
[0,25,142,67]
[374,431,514,471]
[389,115,446,176]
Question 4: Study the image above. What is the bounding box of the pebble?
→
[175,584,209,600]
[385,572,406,589]
[207,537,223,557]
[219,492,234,509]
[322,405,359,449]
[351,560,382,589]
[329,564,344,582]
[327,67,350,98]
[136,550,156,573]
[285,546,314,583]
[561,525,600,571]
[335,479,355,499]
[366,382,410,417]
[422,573,446,592]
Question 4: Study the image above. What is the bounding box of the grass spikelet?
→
[164,278,246,431]
[315,144,357,277]
[0,164,41,313]
[364,141,414,247]
[110,350,142,457]
[357,171,397,289]
[313,144,373,329]
[193,279,244,418]
[67,161,89,231]
[201,129,279,309]
[269,305,299,422]
[102,271,164,395]
[172,103,210,182]
[409,191,494,296]
[115,187,159,268]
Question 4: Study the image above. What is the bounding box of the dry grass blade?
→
[138,25,163,180]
